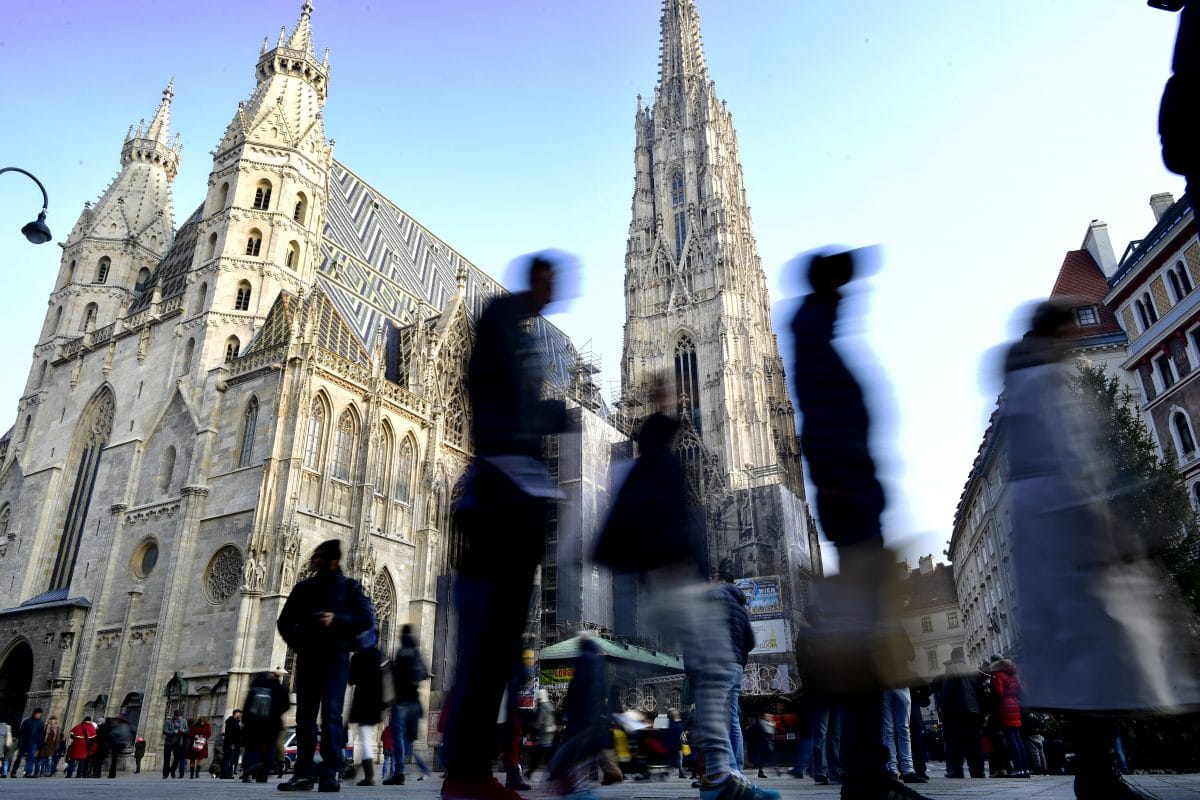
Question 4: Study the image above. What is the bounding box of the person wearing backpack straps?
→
[241,668,290,784]
[383,624,431,785]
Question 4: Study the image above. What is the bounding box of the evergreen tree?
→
[1072,360,1200,613]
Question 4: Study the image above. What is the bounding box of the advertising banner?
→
[748,618,790,654]
[735,576,784,619]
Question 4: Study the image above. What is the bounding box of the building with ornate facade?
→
[1105,194,1200,496]
[614,0,820,669]
[949,217,1129,665]
[0,1,621,759]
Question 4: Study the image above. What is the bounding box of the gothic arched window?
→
[158,446,176,495]
[235,280,252,311]
[96,257,111,284]
[304,398,326,470]
[206,232,218,261]
[395,437,415,504]
[245,229,263,257]
[195,283,208,316]
[135,267,150,292]
[82,303,98,331]
[332,408,358,482]
[285,241,300,269]
[371,570,397,653]
[238,396,258,469]
[675,333,701,431]
[671,172,686,259]
[0,504,9,541]
[216,182,230,211]
[224,335,241,363]
[294,193,308,224]
[182,338,194,374]
[1174,410,1196,458]
[50,387,115,590]
[375,422,394,495]
[252,179,272,211]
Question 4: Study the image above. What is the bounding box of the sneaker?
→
[278,777,316,791]
[442,776,528,800]
[383,774,405,785]
[841,775,934,800]
[318,783,341,793]
[901,773,928,784]
[699,772,783,800]
[815,775,831,785]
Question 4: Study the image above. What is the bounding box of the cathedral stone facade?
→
[0,1,603,760]
[618,1,820,664]
[0,0,823,750]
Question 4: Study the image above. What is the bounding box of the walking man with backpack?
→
[384,624,431,785]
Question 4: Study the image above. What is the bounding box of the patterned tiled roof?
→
[318,160,581,389]
[244,291,297,355]
[129,204,203,313]
[1049,249,1124,338]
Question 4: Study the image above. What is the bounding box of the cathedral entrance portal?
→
[0,640,33,727]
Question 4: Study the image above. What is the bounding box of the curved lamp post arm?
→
[0,166,52,244]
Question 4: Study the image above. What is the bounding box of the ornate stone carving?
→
[128,626,156,646]
[124,501,180,525]
[241,547,267,593]
[58,632,74,651]
[204,545,244,604]
[95,629,122,649]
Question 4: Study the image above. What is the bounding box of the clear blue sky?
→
[0,1,1186,564]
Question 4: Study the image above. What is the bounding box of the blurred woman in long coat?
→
[1001,300,1200,800]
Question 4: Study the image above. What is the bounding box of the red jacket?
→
[990,660,1023,728]
[68,721,95,760]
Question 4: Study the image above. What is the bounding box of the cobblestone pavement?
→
[5,770,1200,800]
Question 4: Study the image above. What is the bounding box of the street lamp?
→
[0,167,51,244]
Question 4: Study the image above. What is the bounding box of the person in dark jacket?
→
[347,645,386,786]
[713,564,753,773]
[384,624,432,785]
[442,254,568,800]
[241,668,291,784]
[546,634,611,796]
[276,539,376,792]
[933,648,985,779]
[790,249,930,800]
[105,713,133,779]
[220,709,242,779]
[17,708,44,778]
[133,736,146,774]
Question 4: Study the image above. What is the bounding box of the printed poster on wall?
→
[735,576,784,619]
[748,618,790,654]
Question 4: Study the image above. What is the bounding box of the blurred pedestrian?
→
[240,668,290,783]
[744,714,774,779]
[221,709,242,779]
[442,253,569,800]
[276,539,376,792]
[105,713,133,778]
[380,724,395,781]
[525,689,558,778]
[162,709,187,778]
[1158,0,1199,207]
[384,624,432,785]
[546,633,611,798]
[347,643,386,786]
[990,658,1028,778]
[790,248,931,800]
[16,708,43,777]
[1002,299,1200,800]
[67,715,95,778]
[186,715,211,779]
[38,715,60,776]
[712,562,754,773]
[933,648,983,779]
[0,721,11,777]
[883,687,923,782]
[133,736,146,773]
[909,683,931,781]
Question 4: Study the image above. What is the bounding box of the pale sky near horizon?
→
[0,1,1187,567]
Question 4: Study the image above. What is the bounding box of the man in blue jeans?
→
[17,708,44,778]
[277,540,375,792]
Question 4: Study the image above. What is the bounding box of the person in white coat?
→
[1001,299,1200,800]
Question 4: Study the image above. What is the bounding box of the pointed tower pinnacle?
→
[287,0,316,53]
[121,81,181,180]
[144,78,174,144]
[658,0,708,89]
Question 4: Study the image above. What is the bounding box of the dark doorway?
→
[0,641,34,727]
[119,691,143,738]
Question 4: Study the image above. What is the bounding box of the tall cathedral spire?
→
[658,0,708,88]
[621,1,809,581]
